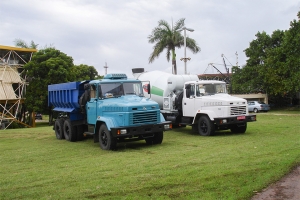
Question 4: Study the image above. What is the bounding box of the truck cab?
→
[175,80,256,136]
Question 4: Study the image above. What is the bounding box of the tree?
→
[24,47,75,113]
[72,64,99,81]
[148,18,200,74]
[231,11,300,105]
[232,30,285,94]
[14,39,39,49]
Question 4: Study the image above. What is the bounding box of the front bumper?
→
[214,115,256,126]
[110,121,172,138]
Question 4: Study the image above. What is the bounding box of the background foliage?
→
[231,11,300,105]
[22,47,99,114]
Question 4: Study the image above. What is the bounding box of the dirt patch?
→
[251,165,300,200]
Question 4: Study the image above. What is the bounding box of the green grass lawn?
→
[1,110,299,199]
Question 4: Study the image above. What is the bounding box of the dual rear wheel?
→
[54,119,85,142]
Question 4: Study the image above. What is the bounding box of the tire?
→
[192,124,198,133]
[54,119,65,139]
[230,123,247,133]
[145,131,163,145]
[99,124,116,150]
[63,119,77,142]
[77,125,84,141]
[253,108,258,113]
[198,116,215,136]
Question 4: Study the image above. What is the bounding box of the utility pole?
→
[104,62,108,75]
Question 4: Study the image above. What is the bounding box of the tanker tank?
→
[133,69,199,109]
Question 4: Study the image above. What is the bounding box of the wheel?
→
[192,124,198,133]
[230,123,247,133]
[198,116,215,136]
[77,125,84,141]
[63,119,77,142]
[99,124,116,150]
[145,131,163,145]
[54,119,65,139]
[253,108,258,113]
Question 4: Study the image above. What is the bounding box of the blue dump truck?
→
[48,74,172,150]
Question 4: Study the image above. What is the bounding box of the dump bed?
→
[48,81,88,113]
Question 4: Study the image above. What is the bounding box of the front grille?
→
[230,106,247,116]
[130,111,159,125]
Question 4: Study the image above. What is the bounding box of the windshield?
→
[99,82,144,98]
[196,83,227,96]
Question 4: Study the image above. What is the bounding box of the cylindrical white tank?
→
[135,70,199,107]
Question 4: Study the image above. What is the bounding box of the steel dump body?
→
[48,74,172,150]
[48,81,88,121]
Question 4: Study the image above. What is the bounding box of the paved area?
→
[251,165,300,200]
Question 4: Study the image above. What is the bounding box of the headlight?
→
[117,129,127,135]
[164,124,172,129]
[220,119,227,124]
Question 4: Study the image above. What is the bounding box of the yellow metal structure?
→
[0,45,37,129]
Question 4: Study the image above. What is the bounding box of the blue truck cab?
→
[48,74,172,150]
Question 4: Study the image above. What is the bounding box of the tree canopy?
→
[148,18,200,74]
[231,11,300,100]
[23,47,101,114]
[14,38,39,49]
[72,64,99,81]
[24,47,75,113]
[13,37,102,115]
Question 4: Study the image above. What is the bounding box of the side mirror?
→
[147,83,151,94]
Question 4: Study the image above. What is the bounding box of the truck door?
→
[183,84,196,117]
[87,84,97,125]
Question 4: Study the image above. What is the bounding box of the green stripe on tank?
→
[151,86,163,96]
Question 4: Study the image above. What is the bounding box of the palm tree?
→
[148,18,200,74]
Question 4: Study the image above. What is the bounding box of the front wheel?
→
[99,124,116,150]
[198,116,215,136]
[145,131,163,145]
[230,123,247,133]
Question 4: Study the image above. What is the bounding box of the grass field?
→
[0,109,299,199]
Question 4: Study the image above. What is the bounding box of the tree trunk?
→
[172,49,177,74]
[172,60,177,75]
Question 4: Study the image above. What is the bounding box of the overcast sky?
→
[1,0,299,77]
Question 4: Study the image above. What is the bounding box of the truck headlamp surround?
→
[220,119,227,124]
[164,124,172,129]
[118,129,127,135]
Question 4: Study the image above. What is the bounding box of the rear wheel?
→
[198,116,215,136]
[99,124,116,150]
[77,125,84,141]
[253,108,258,113]
[54,119,65,139]
[230,123,247,133]
[63,119,77,142]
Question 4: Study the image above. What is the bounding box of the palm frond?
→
[186,37,201,53]
[173,18,185,31]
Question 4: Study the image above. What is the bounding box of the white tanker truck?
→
[132,68,256,136]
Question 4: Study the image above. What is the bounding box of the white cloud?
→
[1,0,299,77]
